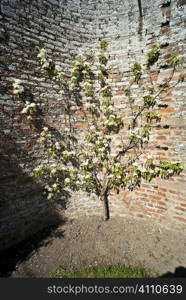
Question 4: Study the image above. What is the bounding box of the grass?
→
[50,264,151,278]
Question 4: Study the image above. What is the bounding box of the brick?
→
[156,136,167,140]
[174,217,186,223]
[16,177,34,185]
[175,206,186,212]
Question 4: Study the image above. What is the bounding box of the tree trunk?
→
[100,190,110,221]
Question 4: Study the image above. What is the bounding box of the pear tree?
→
[13,42,184,220]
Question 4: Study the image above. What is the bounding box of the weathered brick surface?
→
[0,0,186,250]
[65,0,186,233]
[0,0,97,250]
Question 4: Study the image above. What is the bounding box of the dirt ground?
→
[2,216,186,278]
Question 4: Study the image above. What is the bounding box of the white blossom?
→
[47,193,53,200]
[168,169,174,174]
[74,61,82,67]
[92,157,99,164]
[50,168,57,175]
[149,169,154,174]
[84,102,91,109]
[108,120,115,126]
[90,125,96,131]
[51,163,57,168]
[21,107,28,114]
[42,61,50,69]
[143,137,148,143]
[27,116,32,121]
[84,82,92,88]
[34,165,43,171]
[14,79,22,85]
[139,166,146,172]
[55,65,62,73]
[13,79,24,94]
[55,142,61,150]
[81,160,89,166]
[29,103,36,108]
[37,48,47,59]
[64,178,71,184]
[108,174,114,179]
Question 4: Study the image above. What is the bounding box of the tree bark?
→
[137,0,143,17]
[100,190,110,221]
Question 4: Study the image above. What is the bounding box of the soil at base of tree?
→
[1,216,186,278]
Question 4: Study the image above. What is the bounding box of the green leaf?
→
[147,45,160,67]
[99,40,108,50]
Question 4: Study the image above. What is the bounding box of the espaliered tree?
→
[13,42,184,220]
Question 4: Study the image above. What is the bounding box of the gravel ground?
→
[3,216,186,278]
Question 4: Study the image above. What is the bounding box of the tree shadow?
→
[160,266,186,278]
[0,100,71,277]
[0,222,65,277]
[0,42,85,277]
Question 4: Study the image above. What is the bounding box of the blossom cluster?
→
[37,48,50,69]
[12,79,24,95]
[38,48,65,88]
[32,42,184,204]
[12,79,37,122]
[20,101,37,122]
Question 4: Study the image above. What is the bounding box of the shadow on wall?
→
[160,267,186,278]
[0,105,70,276]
